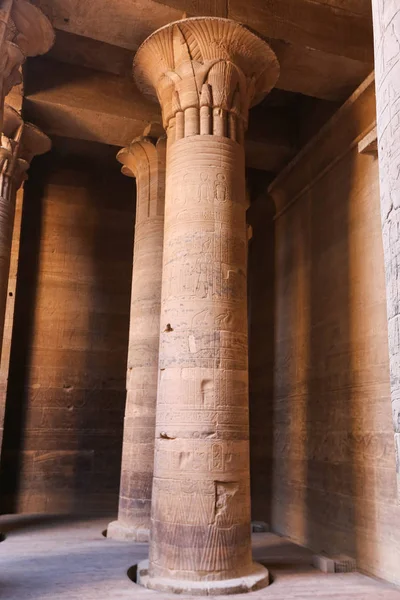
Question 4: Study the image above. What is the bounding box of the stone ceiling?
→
[14,0,374,174]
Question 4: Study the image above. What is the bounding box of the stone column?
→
[0,104,50,453]
[107,136,166,541]
[372,0,400,495]
[0,0,54,129]
[133,18,280,595]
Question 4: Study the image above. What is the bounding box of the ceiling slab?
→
[229,0,373,62]
[47,30,133,77]
[272,39,372,101]
[154,0,228,17]
[31,0,373,103]
[308,0,372,18]
[31,0,184,51]
[24,58,161,125]
[44,29,370,102]
[32,0,373,62]
[23,58,298,173]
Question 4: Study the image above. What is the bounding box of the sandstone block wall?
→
[0,145,134,514]
[267,76,400,586]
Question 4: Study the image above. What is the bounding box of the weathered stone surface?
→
[133,16,279,593]
[372,0,400,497]
[108,136,166,541]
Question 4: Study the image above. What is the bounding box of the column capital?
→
[117,136,166,222]
[1,104,51,187]
[1,0,54,96]
[9,0,55,57]
[116,136,166,179]
[133,17,279,137]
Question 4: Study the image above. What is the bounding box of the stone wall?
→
[0,143,134,514]
[267,75,400,586]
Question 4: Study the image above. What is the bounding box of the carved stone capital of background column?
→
[117,136,166,222]
[134,17,279,145]
[107,136,166,542]
[0,0,54,126]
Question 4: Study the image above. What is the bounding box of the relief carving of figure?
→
[195,253,213,298]
[199,172,212,203]
[214,173,228,204]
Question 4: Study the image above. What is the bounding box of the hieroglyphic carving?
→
[372,0,400,495]
[107,137,166,541]
[133,17,279,594]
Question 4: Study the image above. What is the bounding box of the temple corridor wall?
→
[0,146,134,514]
[268,77,400,586]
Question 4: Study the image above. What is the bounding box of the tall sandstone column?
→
[0,104,51,451]
[134,18,280,595]
[372,0,400,495]
[108,137,166,541]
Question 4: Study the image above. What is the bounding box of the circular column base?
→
[137,559,270,595]
[106,520,150,542]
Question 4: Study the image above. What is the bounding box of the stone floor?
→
[1,515,400,599]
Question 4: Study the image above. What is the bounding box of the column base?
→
[106,520,149,542]
[137,560,270,595]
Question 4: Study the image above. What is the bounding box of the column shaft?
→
[108,137,166,541]
[151,134,250,579]
[133,17,280,595]
[372,0,400,494]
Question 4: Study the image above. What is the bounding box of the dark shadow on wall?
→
[270,156,358,556]
[247,168,276,525]
[0,139,135,515]
[305,151,357,558]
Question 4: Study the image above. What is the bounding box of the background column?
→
[133,17,279,595]
[372,0,400,495]
[108,136,166,541]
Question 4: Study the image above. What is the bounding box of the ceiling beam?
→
[32,0,373,63]
[45,29,370,103]
[23,58,298,173]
